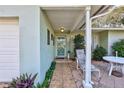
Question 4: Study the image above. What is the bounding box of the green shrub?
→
[35,82,42,88]
[40,61,56,88]
[120,18,124,25]
[112,39,124,57]
[92,45,107,61]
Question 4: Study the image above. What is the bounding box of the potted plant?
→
[73,34,85,57]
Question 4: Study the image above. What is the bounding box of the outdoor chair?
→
[76,49,101,79]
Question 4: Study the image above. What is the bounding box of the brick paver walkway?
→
[49,59,83,88]
[49,62,77,88]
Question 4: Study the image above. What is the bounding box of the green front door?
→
[56,36,66,58]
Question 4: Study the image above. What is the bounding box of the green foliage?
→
[67,50,71,53]
[73,34,85,57]
[74,34,85,49]
[120,18,124,25]
[112,39,124,57]
[40,61,56,88]
[92,45,107,61]
[35,82,42,88]
[34,62,56,88]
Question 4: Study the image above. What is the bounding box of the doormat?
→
[55,57,65,59]
[112,70,123,77]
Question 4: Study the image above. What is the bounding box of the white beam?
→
[91,6,117,20]
[92,27,124,30]
[42,7,85,10]
[83,6,92,88]
[82,27,124,31]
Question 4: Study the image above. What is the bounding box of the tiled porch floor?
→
[49,59,124,88]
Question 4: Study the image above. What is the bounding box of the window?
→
[47,29,50,45]
[51,34,53,40]
[51,34,54,46]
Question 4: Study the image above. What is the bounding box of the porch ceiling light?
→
[60,27,65,32]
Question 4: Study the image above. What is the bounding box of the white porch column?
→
[83,6,92,88]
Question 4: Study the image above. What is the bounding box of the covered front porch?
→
[41,5,117,88]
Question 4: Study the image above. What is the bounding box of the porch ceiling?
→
[41,5,112,33]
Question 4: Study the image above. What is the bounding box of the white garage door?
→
[0,17,19,82]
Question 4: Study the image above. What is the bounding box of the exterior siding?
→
[40,10,55,83]
[0,6,41,83]
[92,32,99,49]
[98,31,108,53]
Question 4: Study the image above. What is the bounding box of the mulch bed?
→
[112,70,123,77]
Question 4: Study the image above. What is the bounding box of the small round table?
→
[103,56,124,76]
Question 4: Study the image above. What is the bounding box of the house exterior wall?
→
[40,10,55,83]
[92,32,99,49]
[108,30,124,55]
[98,31,108,51]
[93,31,109,54]
[92,31,108,54]
[0,6,41,83]
[93,30,124,56]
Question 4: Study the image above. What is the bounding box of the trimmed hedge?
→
[35,61,56,88]
[112,39,124,57]
[92,45,107,61]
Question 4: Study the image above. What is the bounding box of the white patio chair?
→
[76,49,101,79]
